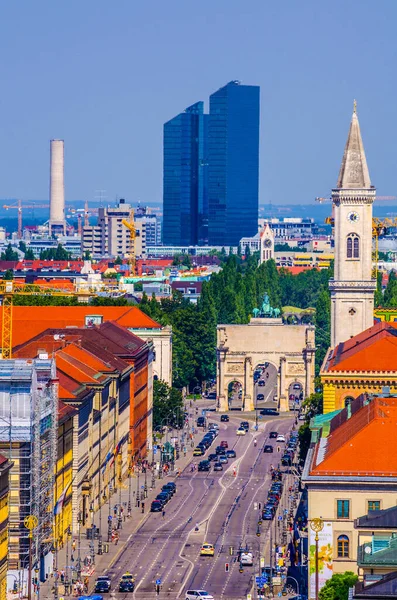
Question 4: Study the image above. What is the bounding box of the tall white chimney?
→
[49,139,66,234]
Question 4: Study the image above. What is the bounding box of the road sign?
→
[260,557,265,568]
[155,579,161,585]
[153,447,157,455]
[278,516,283,521]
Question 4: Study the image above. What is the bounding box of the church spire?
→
[336,102,371,190]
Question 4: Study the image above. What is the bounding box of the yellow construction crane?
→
[372,217,397,265]
[121,209,136,275]
[0,281,92,359]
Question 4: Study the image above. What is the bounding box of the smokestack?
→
[49,139,66,235]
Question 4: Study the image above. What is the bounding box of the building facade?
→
[0,456,12,600]
[163,102,208,246]
[208,81,260,246]
[330,105,376,347]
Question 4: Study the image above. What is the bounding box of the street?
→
[104,413,296,599]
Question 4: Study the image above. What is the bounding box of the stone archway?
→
[217,316,315,412]
[253,362,279,409]
[227,380,244,410]
[288,380,304,410]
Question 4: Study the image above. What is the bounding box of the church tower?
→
[330,103,376,347]
[259,223,275,264]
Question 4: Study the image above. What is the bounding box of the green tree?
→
[84,250,91,260]
[383,270,397,307]
[245,244,251,258]
[1,244,19,261]
[318,572,358,600]
[114,255,122,265]
[19,241,26,253]
[153,379,183,430]
[315,288,331,374]
[374,270,383,307]
[24,248,35,260]
[3,269,14,280]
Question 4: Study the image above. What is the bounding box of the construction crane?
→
[372,217,397,265]
[0,281,92,359]
[121,209,136,275]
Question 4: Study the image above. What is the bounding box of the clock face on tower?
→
[264,239,272,248]
[347,211,360,223]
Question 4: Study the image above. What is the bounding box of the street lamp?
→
[310,517,324,600]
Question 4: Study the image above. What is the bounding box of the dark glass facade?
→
[208,81,259,246]
[163,102,208,245]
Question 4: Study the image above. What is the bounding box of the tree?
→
[0,244,19,261]
[19,241,26,253]
[315,288,331,374]
[114,255,122,265]
[153,379,183,430]
[383,270,397,307]
[318,572,358,600]
[84,250,91,260]
[3,269,13,280]
[24,248,35,260]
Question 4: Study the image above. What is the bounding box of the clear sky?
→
[1,0,396,206]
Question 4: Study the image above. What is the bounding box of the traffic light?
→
[225,563,229,572]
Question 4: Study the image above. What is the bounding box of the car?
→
[119,579,135,592]
[95,577,111,593]
[257,393,265,401]
[236,427,246,436]
[207,453,217,462]
[219,455,228,464]
[197,416,206,427]
[220,414,229,422]
[200,543,215,556]
[208,423,219,430]
[263,445,273,453]
[207,392,217,399]
[198,460,211,472]
[162,484,175,496]
[156,492,170,504]
[293,383,301,390]
[120,573,135,584]
[240,421,249,430]
[220,440,228,448]
[199,439,211,449]
[260,408,279,416]
[299,413,306,421]
[269,431,278,438]
[213,462,223,471]
[215,446,226,455]
[150,500,163,512]
[193,447,204,456]
[226,449,236,458]
[258,380,265,386]
[276,434,286,442]
[240,551,254,566]
[163,481,176,494]
[185,591,214,600]
[262,510,273,520]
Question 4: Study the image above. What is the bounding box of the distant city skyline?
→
[1,1,397,206]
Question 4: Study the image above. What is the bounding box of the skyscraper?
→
[208,81,260,246]
[163,102,208,245]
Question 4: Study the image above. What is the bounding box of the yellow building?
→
[303,395,397,599]
[54,402,76,545]
[320,321,397,413]
[0,455,12,600]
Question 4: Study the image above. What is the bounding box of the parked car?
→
[263,445,273,453]
[193,447,204,456]
[150,500,163,512]
[163,482,176,495]
[220,415,229,422]
[156,492,170,505]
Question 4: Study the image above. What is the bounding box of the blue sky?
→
[1,0,396,206]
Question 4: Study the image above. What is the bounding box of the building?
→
[329,104,376,347]
[258,217,318,240]
[0,359,58,584]
[320,321,397,413]
[208,81,259,246]
[135,206,161,246]
[353,571,397,598]
[303,394,397,598]
[0,305,172,385]
[163,102,208,246]
[49,139,66,236]
[239,224,274,262]
[0,455,12,600]
[146,245,238,257]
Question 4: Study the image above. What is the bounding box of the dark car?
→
[262,510,273,520]
[95,577,111,593]
[240,421,249,431]
[226,449,236,458]
[258,380,265,386]
[260,409,279,416]
[219,455,228,464]
[207,392,216,399]
[162,483,176,496]
[164,481,176,493]
[119,579,135,592]
[220,414,229,422]
[208,453,217,462]
[269,431,278,439]
[199,439,211,449]
[263,445,273,453]
[216,446,226,455]
[213,462,223,471]
[197,416,206,427]
[150,500,163,512]
[257,393,265,401]
[156,492,170,504]
[198,460,211,471]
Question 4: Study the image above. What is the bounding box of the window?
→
[337,499,350,519]
[337,535,349,558]
[347,234,359,259]
[344,396,354,408]
[368,501,381,512]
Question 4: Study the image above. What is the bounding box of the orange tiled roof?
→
[0,305,161,347]
[325,321,397,372]
[310,397,397,476]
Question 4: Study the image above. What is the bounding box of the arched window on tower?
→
[347,234,360,259]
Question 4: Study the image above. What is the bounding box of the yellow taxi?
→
[193,447,204,456]
[200,543,215,557]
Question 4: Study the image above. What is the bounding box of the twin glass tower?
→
[163,81,260,247]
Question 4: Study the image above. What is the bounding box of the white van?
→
[185,592,214,600]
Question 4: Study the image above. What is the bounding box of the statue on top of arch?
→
[252,292,281,319]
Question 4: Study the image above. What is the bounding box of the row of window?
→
[337,499,381,519]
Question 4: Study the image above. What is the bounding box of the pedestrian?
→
[114,532,119,545]
[84,577,89,591]
[162,509,165,518]
[142,502,145,514]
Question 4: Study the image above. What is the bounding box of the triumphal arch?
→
[216,294,316,412]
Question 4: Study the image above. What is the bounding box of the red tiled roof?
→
[58,400,77,424]
[310,397,397,476]
[0,454,8,466]
[325,321,397,372]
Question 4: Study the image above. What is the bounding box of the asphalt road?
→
[104,413,294,599]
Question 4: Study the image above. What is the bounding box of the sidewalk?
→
[38,411,205,600]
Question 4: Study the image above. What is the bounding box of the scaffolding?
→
[0,359,58,580]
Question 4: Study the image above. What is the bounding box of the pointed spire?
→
[336,103,371,189]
